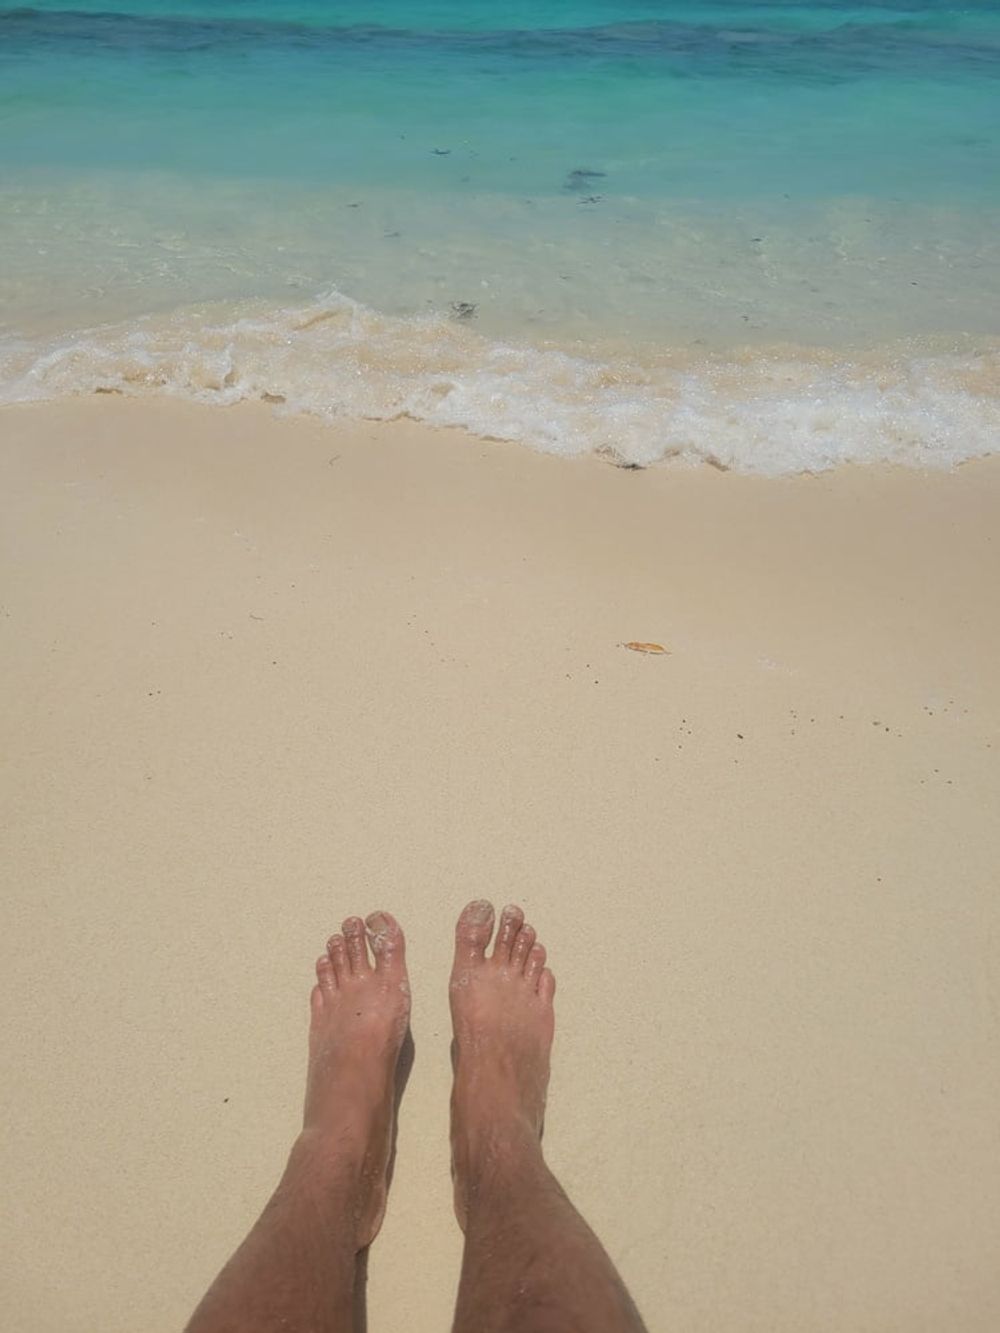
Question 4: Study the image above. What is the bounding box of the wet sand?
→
[2,396,999,1331]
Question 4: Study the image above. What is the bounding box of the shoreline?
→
[2,396,999,1331]
[4,315,1000,475]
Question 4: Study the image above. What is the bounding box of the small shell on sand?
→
[623,641,669,654]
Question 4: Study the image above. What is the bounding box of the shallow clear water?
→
[2,0,999,471]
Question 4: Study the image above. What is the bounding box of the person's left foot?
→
[303,911,410,1249]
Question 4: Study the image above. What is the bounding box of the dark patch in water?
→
[564,167,607,192]
[3,11,993,85]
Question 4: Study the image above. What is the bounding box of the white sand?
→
[2,397,999,1331]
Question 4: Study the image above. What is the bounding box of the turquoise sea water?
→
[2,0,999,470]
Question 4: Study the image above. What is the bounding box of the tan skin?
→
[185,902,648,1333]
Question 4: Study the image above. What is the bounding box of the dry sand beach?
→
[2,396,1000,1331]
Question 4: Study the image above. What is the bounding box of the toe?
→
[538,967,556,1002]
[511,923,536,972]
[454,900,495,967]
[316,953,336,993]
[492,904,524,963]
[366,910,406,975]
[525,942,546,982]
[327,934,348,984]
[342,917,370,974]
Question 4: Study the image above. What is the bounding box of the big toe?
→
[454,899,495,967]
[366,910,406,975]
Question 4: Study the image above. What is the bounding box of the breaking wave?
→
[3,291,998,475]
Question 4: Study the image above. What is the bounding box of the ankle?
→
[286,1129,368,1190]
[454,1115,545,1190]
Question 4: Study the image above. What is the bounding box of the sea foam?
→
[2,292,998,476]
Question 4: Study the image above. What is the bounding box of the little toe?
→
[511,923,536,972]
[492,904,524,963]
[327,934,348,984]
[316,953,336,993]
[538,967,556,1002]
[342,917,371,974]
[454,899,495,967]
[525,942,547,982]
[366,910,406,975]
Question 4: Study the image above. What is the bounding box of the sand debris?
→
[623,641,669,654]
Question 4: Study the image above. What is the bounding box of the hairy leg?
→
[185,912,410,1333]
[449,901,648,1333]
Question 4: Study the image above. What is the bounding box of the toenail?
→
[464,900,493,924]
[366,913,391,949]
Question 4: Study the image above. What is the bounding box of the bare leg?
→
[186,912,410,1333]
[449,901,648,1333]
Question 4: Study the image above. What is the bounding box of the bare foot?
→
[449,899,556,1229]
[304,911,410,1249]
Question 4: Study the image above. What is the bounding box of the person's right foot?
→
[449,899,556,1229]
